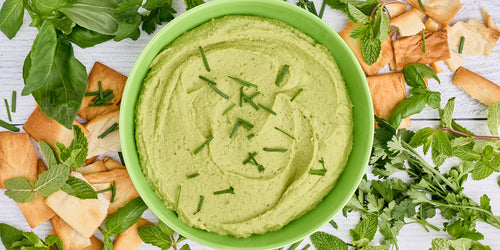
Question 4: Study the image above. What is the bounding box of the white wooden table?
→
[1,0,499,249]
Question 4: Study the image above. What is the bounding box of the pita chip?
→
[481,8,500,33]
[447,19,500,56]
[45,172,110,238]
[103,157,126,171]
[393,30,450,70]
[339,22,394,75]
[430,61,444,74]
[114,218,153,250]
[445,50,465,72]
[84,168,140,215]
[83,236,104,250]
[86,110,120,158]
[425,18,443,32]
[51,215,92,250]
[23,107,89,148]
[79,62,127,121]
[453,67,500,106]
[390,8,426,37]
[17,160,56,228]
[386,2,407,18]
[0,132,37,188]
[367,73,411,128]
[76,160,108,175]
[406,0,462,26]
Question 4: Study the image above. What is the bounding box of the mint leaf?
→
[39,140,59,168]
[57,125,88,170]
[0,223,25,248]
[0,0,24,39]
[34,164,70,197]
[350,24,369,39]
[351,213,378,247]
[347,4,370,24]
[471,160,494,180]
[179,244,191,250]
[23,232,45,247]
[433,129,453,157]
[441,98,455,128]
[138,225,172,249]
[361,37,381,65]
[4,177,36,203]
[487,101,500,136]
[158,220,175,236]
[453,145,481,161]
[409,127,434,149]
[403,63,440,88]
[373,7,389,41]
[105,197,148,237]
[61,176,97,199]
[310,231,347,250]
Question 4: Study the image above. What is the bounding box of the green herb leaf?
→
[59,1,119,35]
[310,231,347,250]
[347,3,371,24]
[0,0,24,39]
[57,125,88,170]
[185,0,204,10]
[180,244,192,250]
[228,76,257,88]
[487,101,500,136]
[0,118,19,132]
[350,213,378,247]
[433,129,453,157]
[4,177,36,203]
[360,37,381,66]
[290,88,303,102]
[441,98,455,128]
[373,7,389,41]
[258,103,276,115]
[114,0,142,23]
[98,123,119,139]
[105,197,148,237]
[274,126,295,140]
[35,164,70,197]
[263,148,287,152]
[39,141,60,168]
[140,0,176,34]
[61,176,98,199]
[158,220,175,236]
[403,63,440,88]
[45,234,64,250]
[309,169,326,176]
[458,36,465,54]
[11,91,16,113]
[194,195,204,214]
[138,225,172,249]
[389,90,440,128]
[0,223,25,249]
[67,26,114,48]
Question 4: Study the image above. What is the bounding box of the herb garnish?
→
[247,134,256,140]
[243,152,265,172]
[459,36,465,54]
[193,136,213,154]
[309,157,327,176]
[258,103,276,115]
[98,81,104,99]
[297,0,318,16]
[275,64,290,86]
[422,28,426,53]
[207,82,229,99]
[388,27,399,36]
[97,181,117,202]
[4,99,11,122]
[263,148,288,152]
[89,102,113,107]
[118,151,125,165]
[11,91,16,113]
[418,0,427,12]
[291,88,303,102]
[223,104,236,115]
[199,46,211,72]
[89,87,115,107]
[0,119,19,132]
[194,195,204,214]
[240,88,259,110]
[230,119,253,138]
[229,121,241,139]
[213,186,235,195]
[0,224,63,250]
[98,123,119,139]
[274,127,295,140]
[176,186,182,211]
[228,76,258,88]
[187,173,200,179]
[199,75,218,85]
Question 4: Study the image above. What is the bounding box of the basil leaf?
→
[59,1,118,35]
[66,26,114,48]
[310,231,347,250]
[4,177,36,203]
[0,0,24,39]
[389,93,427,128]
[103,236,113,250]
[425,91,441,109]
[0,223,25,249]
[30,0,75,15]
[61,176,98,199]
[114,16,141,42]
[52,16,75,35]
[23,232,45,247]
[39,141,60,168]
[360,37,381,65]
[35,164,70,197]
[487,101,500,136]
[138,225,172,249]
[105,197,148,237]
[403,63,440,88]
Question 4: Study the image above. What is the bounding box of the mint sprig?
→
[0,223,63,250]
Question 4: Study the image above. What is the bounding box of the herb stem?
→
[98,81,104,99]
[213,186,235,195]
[193,136,214,155]
[258,103,276,115]
[275,65,290,86]
[439,127,500,140]
[222,104,236,115]
[194,195,204,214]
[388,27,399,36]
[418,0,426,12]
[199,46,211,72]
[0,119,19,132]
[98,123,119,139]
[274,127,295,140]
[11,91,16,113]
[263,148,288,152]
[228,76,258,88]
[207,82,229,99]
[458,36,465,54]
[422,28,426,53]
[4,99,12,122]
[199,75,218,85]
[187,173,200,179]
[370,3,383,17]
[319,0,327,18]
[290,88,303,102]
[407,217,440,232]
[230,121,240,139]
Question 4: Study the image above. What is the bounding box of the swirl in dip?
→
[135,15,353,237]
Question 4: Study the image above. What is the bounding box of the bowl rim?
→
[119,0,374,249]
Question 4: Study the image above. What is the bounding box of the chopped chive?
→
[237,118,254,130]
[176,185,182,211]
[258,103,276,115]
[263,148,288,152]
[11,91,16,113]
[187,173,200,179]
[418,0,426,12]
[248,161,265,172]
[199,75,218,85]
[309,169,326,176]
[85,91,100,96]
[247,134,255,140]
[243,152,258,165]
[194,195,204,214]
[98,81,104,99]
[239,87,244,107]
[243,152,265,172]
[302,244,311,250]
[91,90,112,102]
[4,99,11,122]
[213,186,235,195]
[422,28,426,53]
[110,181,116,202]
[207,83,229,99]
[459,36,465,54]
[388,27,399,36]
[242,92,259,110]
[118,151,125,165]
[290,88,303,102]
[89,103,113,107]
[0,119,19,132]
[274,127,295,140]
[319,0,327,18]
[229,121,241,138]
[98,123,119,139]
[228,76,258,88]
[275,64,290,86]
[222,104,236,115]
[248,91,260,99]
[199,46,211,72]
[95,93,115,104]
[319,157,326,170]
[193,136,214,155]
[50,92,56,106]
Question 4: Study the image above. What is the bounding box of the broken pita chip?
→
[83,236,104,250]
[447,19,500,56]
[393,30,450,70]
[425,18,443,32]
[430,61,444,74]
[386,2,407,18]
[75,160,108,175]
[23,107,89,148]
[79,62,127,121]
[86,110,120,158]
[367,72,411,128]
[453,67,500,106]
[481,8,500,33]
[45,172,110,238]
[17,160,56,228]
[51,215,92,250]
[114,218,153,250]
[390,8,426,37]
[339,22,394,75]
[103,157,126,171]
[445,50,465,72]
[84,168,140,215]
[406,0,462,26]
[0,132,37,189]
[85,156,98,165]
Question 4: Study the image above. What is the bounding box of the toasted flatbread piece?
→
[82,236,104,250]
[445,50,465,72]
[84,168,140,215]
[23,107,89,148]
[103,157,126,171]
[45,172,110,238]
[481,8,500,33]
[339,22,394,75]
[390,8,426,37]
[51,215,92,250]
[17,160,56,228]
[386,2,407,18]
[447,19,500,56]
[76,160,108,175]
[114,218,153,250]
[367,73,411,128]
[79,62,127,121]
[393,30,450,70]
[425,18,443,32]
[86,110,120,158]
[85,156,98,165]
[407,0,462,25]
[430,61,444,74]
[453,67,500,106]
[0,132,37,189]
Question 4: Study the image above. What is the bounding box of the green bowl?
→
[120,0,373,249]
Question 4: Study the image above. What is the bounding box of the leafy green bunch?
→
[0,223,63,250]
[4,125,97,203]
[138,220,190,250]
[0,0,177,128]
